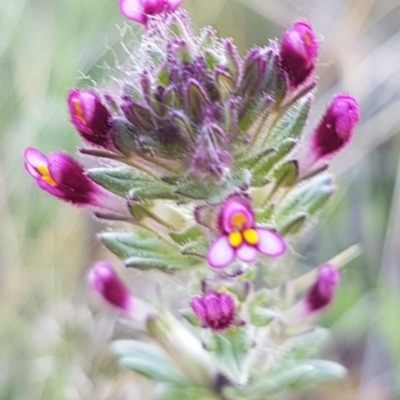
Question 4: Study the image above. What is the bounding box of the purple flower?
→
[190,292,236,332]
[67,89,113,149]
[119,0,182,25]
[88,261,153,323]
[24,148,129,216]
[309,94,360,162]
[280,21,318,88]
[207,197,287,269]
[304,264,340,314]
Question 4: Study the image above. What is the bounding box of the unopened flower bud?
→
[88,261,154,325]
[280,21,318,88]
[24,148,130,217]
[309,94,360,162]
[190,291,236,332]
[119,0,182,25]
[304,264,340,314]
[68,89,113,149]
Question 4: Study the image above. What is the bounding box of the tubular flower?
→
[88,261,154,323]
[24,148,129,216]
[67,89,113,149]
[190,291,236,332]
[304,264,340,315]
[119,0,182,25]
[309,94,360,162]
[207,197,287,269]
[280,20,319,88]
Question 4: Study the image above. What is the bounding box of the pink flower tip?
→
[310,94,360,162]
[190,292,236,332]
[280,20,319,88]
[24,147,96,205]
[304,264,340,314]
[207,197,287,269]
[119,0,182,25]
[88,261,134,314]
[67,89,112,148]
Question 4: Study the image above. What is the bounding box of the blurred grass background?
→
[1,0,400,398]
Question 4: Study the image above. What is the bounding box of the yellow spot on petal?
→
[229,231,243,248]
[37,164,57,187]
[73,98,87,125]
[243,229,259,245]
[304,31,312,46]
[231,212,247,230]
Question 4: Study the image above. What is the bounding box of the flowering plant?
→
[24,1,361,398]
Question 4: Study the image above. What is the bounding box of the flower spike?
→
[24,148,130,217]
[207,197,287,269]
[119,0,182,25]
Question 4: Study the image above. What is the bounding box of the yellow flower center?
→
[243,229,259,245]
[229,231,243,248]
[304,31,313,46]
[73,98,87,125]
[231,212,247,230]
[37,164,57,187]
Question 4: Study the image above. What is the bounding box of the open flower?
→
[191,291,236,332]
[207,197,287,269]
[24,148,129,216]
[119,0,182,25]
[67,89,113,150]
[88,261,154,324]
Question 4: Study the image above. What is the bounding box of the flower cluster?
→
[23,1,360,398]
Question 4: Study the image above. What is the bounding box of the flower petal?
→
[119,0,146,23]
[256,228,287,257]
[236,243,258,263]
[207,235,235,269]
[168,0,182,10]
[219,196,254,233]
[24,147,47,169]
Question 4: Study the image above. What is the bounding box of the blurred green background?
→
[1,0,400,398]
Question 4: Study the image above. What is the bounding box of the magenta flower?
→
[67,89,113,149]
[309,94,360,162]
[88,261,153,323]
[119,0,182,25]
[207,197,287,269]
[304,264,340,315]
[280,20,319,88]
[190,291,236,332]
[24,148,129,216]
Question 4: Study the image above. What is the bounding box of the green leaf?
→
[176,169,250,203]
[100,231,201,273]
[266,95,312,148]
[89,167,177,201]
[157,385,220,400]
[251,139,297,187]
[273,160,298,188]
[112,340,188,385]
[249,307,277,327]
[274,174,335,231]
[211,328,251,385]
[169,226,209,258]
[170,226,205,245]
[279,213,308,235]
[231,359,346,399]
